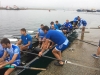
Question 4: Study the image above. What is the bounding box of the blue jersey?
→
[4,44,20,62]
[73,16,79,21]
[73,16,87,27]
[38,28,45,38]
[56,29,63,33]
[50,24,58,30]
[55,23,62,29]
[63,22,73,29]
[45,30,68,45]
[0,44,4,58]
[21,34,32,48]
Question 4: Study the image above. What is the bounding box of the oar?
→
[21,51,100,70]
[3,31,37,37]
[4,65,46,71]
[68,36,99,47]
[21,51,66,62]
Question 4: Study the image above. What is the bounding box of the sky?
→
[0,0,100,9]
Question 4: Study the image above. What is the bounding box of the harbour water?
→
[0,10,100,38]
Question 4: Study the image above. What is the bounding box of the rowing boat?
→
[0,29,78,75]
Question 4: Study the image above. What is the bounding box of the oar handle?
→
[30,67,46,70]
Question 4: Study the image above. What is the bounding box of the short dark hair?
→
[21,28,26,32]
[41,24,44,26]
[56,21,58,23]
[78,16,80,18]
[1,38,10,44]
[50,21,54,25]
[42,26,49,31]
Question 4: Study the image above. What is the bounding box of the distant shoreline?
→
[0,7,55,10]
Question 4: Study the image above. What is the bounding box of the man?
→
[0,38,20,75]
[16,28,32,51]
[62,20,73,34]
[36,24,45,48]
[92,41,100,58]
[0,44,4,58]
[73,16,87,31]
[50,21,58,30]
[38,26,69,66]
[50,25,63,33]
[55,21,62,29]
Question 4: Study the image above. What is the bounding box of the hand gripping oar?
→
[4,65,46,71]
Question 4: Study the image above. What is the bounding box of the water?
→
[0,10,100,38]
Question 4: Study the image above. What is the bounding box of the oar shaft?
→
[4,65,46,71]
[21,51,64,61]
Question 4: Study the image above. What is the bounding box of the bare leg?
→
[52,48,63,64]
[4,68,15,75]
[20,45,28,51]
[96,47,100,56]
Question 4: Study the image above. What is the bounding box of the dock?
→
[38,29,100,75]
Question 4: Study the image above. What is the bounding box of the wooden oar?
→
[4,65,46,71]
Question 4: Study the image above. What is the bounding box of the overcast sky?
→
[0,0,100,9]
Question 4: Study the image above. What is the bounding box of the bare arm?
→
[24,41,31,47]
[40,39,50,53]
[51,41,55,47]
[1,54,18,67]
[35,33,39,39]
[16,39,22,45]
[0,51,7,62]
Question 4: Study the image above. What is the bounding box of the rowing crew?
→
[0,16,87,75]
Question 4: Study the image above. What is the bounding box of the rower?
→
[73,16,87,31]
[0,38,20,75]
[38,26,69,66]
[50,21,58,30]
[55,21,62,30]
[50,24,63,33]
[16,28,32,51]
[92,40,100,58]
[0,44,4,58]
[62,20,73,34]
[36,24,45,48]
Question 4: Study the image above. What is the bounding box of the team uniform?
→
[38,28,45,41]
[45,30,69,51]
[0,44,4,58]
[50,24,58,30]
[63,22,73,31]
[21,34,32,49]
[73,16,87,28]
[5,44,20,66]
[55,23,62,29]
